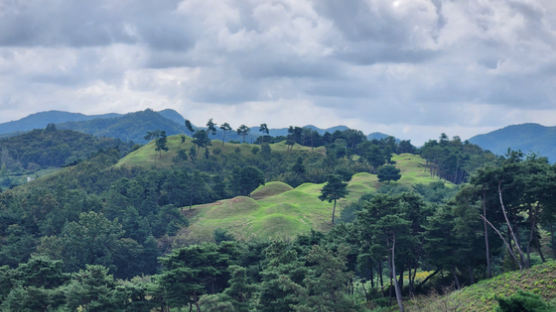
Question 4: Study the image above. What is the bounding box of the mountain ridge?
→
[469,122,556,162]
[0,109,397,143]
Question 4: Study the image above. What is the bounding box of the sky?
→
[0,0,555,145]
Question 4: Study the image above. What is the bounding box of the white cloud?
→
[0,0,555,145]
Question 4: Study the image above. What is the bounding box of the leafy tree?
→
[292,157,306,175]
[237,124,250,143]
[155,130,168,158]
[193,130,211,158]
[377,164,401,183]
[64,265,120,311]
[293,245,360,312]
[207,118,218,136]
[319,175,348,224]
[185,119,195,134]
[0,224,35,267]
[231,166,265,196]
[157,243,236,311]
[220,122,232,144]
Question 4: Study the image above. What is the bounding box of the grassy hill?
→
[175,153,447,243]
[410,261,556,312]
[116,136,326,168]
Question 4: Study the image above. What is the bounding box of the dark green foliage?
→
[0,126,132,187]
[231,166,265,196]
[413,181,458,203]
[420,134,496,183]
[215,228,235,243]
[293,245,361,312]
[237,124,250,143]
[157,242,239,309]
[377,164,401,182]
[496,291,553,312]
[319,174,348,224]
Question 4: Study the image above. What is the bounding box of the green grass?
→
[250,181,293,200]
[176,153,449,243]
[115,136,325,168]
[408,261,556,312]
[391,153,447,186]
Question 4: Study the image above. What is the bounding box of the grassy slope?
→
[176,153,447,243]
[116,136,325,168]
[409,261,556,312]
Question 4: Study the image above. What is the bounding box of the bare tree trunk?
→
[390,234,404,312]
[331,199,337,224]
[468,266,474,284]
[526,206,534,267]
[416,269,439,290]
[370,266,375,289]
[452,267,461,289]
[398,263,404,296]
[379,262,384,293]
[482,192,492,277]
[498,182,527,268]
[481,215,522,270]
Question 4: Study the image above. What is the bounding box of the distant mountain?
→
[57,109,187,144]
[367,132,392,141]
[0,108,397,145]
[158,109,186,126]
[0,110,120,135]
[469,123,556,162]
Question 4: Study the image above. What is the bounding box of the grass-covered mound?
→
[410,261,556,312]
[177,153,449,242]
[250,181,294,200]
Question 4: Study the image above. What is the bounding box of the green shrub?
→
[496,290,553,312]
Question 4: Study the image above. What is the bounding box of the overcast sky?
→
[1,0,555,144]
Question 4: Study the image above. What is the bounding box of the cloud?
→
[0,0,555,145]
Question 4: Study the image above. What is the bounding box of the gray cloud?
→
[0,0,555,144]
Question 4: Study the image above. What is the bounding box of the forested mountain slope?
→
[470,123,556,162]
[0,125,132,189]
[0,110,120,135]
[57,109,188,143]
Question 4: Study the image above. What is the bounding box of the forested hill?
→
[0,110,120,135]
[57,109,188,143]
[470,123,556,162]
[0,124,132,188]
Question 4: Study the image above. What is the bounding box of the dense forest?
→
[0,121,554,311]
[0,125,133,189]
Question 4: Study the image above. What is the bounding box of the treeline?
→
[420,134,497,184]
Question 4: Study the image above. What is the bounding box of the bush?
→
[496,291,553,312]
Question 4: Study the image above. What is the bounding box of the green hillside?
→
[410,261,556,312]
[0,126,132,189]
[176,153,447,242]
[116,136,325,168]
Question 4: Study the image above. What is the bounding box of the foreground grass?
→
[408,261,556,312]
[176,153,448,242]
